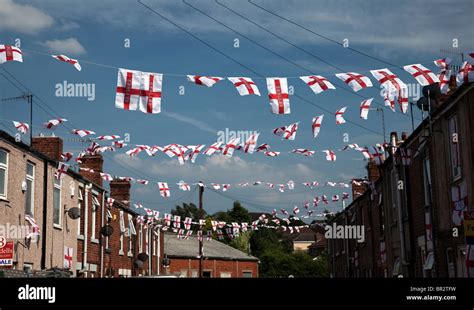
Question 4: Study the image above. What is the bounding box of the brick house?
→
[328,81,474,278]
[0,131,161,277]
[0,133,81,274]
[162,233,259,278]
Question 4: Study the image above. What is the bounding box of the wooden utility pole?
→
[198,182,204,278]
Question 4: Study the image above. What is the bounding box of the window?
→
[119,211,125,255]
[25,162,35,216]
[139,224,143,253]
[202,271,212,278]
[77,188,83,236]
[447,115,461,179]
[53,178,62,226]
[220,272,232,278]
[191,270,198,278]
[23,263,33,273]
[0,149,8,199]
[242,271,252,278]
[128,215,136,256]
[91,195,100,241]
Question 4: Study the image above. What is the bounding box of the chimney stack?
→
[351,178,366,199]
[31,136,63,161]
[368,160,380,182]
[79,154,104,187]
[110,179,131,207]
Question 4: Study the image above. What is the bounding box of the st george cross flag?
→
[335,72,373,92]
[116,68,141,111]
[222,137,240,157]
[359,98,372,120]
[43,118,67,129]
[300,75,335,94]
[228,77,261,96]
[335,107,347,124]
[456,61,474,85]
[63,247,73,269]
[203,141,223,156]
[0,45,23,64]
[138,71,163,114]
[266,77,290,114]
[451,182,468,226]
[323,150,336,161]
[72,129,96,137]
[312,115,324,138]
[55,162,69,180]
[158,182,170,198]
[403,64,440,86]
[243,133,259,154]
[187,75,223,87]
[52,55,81,71]
[12,121,29,135]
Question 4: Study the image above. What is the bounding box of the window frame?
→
[25,161,35,216]
[90,193,100,241]
[447,114,462,180]
[0,149,9,200]
[53,178,62,228]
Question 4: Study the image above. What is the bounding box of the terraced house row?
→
[328,81,474,278]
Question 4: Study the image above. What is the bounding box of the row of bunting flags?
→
[13,116,413,168]
[1,45,473,115]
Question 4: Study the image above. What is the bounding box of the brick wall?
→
[166,258,258,278]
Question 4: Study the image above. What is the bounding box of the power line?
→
[247,0,402,69]
[139,0,384,137]
[214,0,421,122]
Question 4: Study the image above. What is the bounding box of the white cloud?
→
[161,111,217,134]
[41,37,86,55]
[0,0,54,34]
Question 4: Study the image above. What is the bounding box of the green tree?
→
[171,202,205,219]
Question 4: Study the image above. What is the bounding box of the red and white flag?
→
[72,129,95,137]
[274,122,298,140]
[256,143,270,152]
[187,75,223,87]
[371,144,385,165]
[332,195,340,202]
[43,118,67,129]
[264,151,280,157]
[63,247,73,269]
[97,135,120,140]
[437,68,452,94]
[312,115,324,138]
[138,71,163,114]
[164,214,172,227]
[203,142,222,156]
[456,61,474,85]
[52,54,81,71]
[335,72,373,92]
[222,184,230,192]
[323,150,336,161]
[113,140,127,148]
[100,172,113,181]
[335,107,347,124]
[434,57,452,70]
[158,182,170,198]
[184,217,192,230]
[222,138,240,157]
[228,77,260,96]
[359,98,372,120]
[399,148,412,166]
[403,64,439,86]
[61,152,73,162]
[177,181,191,191]
[0,45,22,63]
[293,206,300,214]
[210,183,220,190]
[266,77,290,114]
[185,144,205,163]
[116,68,141,111]
[55,162,69,180]
[300,75,335,94]
[137,179,149,185]
[290,149,314,157]
[173,215,181,229]
[12,121,29,135]
[243,133,259,154]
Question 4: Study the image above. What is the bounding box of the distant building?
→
[162,233,259,278]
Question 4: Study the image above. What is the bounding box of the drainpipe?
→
[156,228,160,275]
[100,191,105,277]
[392,133,408,274]
[40,160,48,270]
[83,183,92,277]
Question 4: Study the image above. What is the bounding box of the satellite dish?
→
[100,224,114,237]
[422,83,441,99]
[137,253,149,262]
[67,207,81,220]
[134,260,144,269]
[416,97,430,111]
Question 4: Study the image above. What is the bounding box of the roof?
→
[163,233,258,262]
[281,227,315,242]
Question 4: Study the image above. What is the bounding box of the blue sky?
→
[0,0,473,217]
